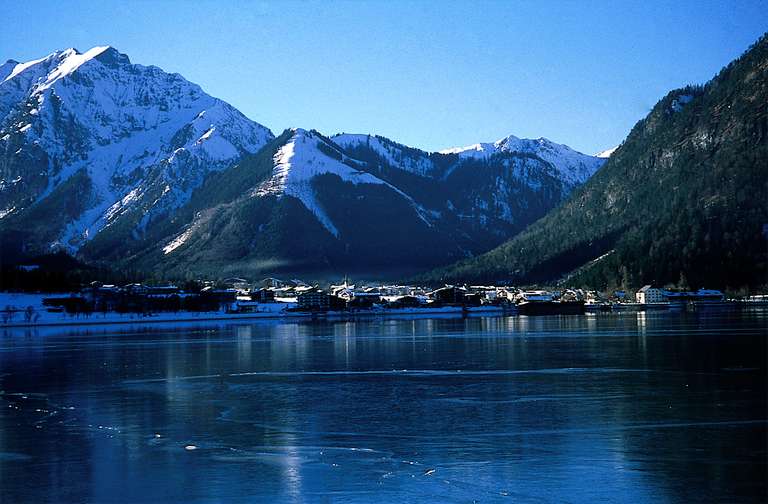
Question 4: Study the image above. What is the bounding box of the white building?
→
[636,285,664,304]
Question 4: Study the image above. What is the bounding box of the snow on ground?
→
[439,142,498,157]
[33,46,111,93]
[0,292,299,328]
[2,54,52,83]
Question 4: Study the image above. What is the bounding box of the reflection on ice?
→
[0,310,765,503]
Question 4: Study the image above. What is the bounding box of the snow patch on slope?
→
[163,227,194,255]
[595,146,618,158]
[255,129,432,237]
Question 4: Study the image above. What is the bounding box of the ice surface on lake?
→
[0,310,765,503]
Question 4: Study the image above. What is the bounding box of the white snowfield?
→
[0,46,273,251]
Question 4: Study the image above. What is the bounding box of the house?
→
[429,285,467,305]
[463,292,483,306]
[250,288,276,303]
[636,285,664,304]
[560,289,583,302]
[260,277,287,289]
[297,290,346,311]
[200,287,237,303]
[693,289,724,301]
[331,280,355,301]
[495,288,517,303]
[380,285,413,296]
[232,300,262,313]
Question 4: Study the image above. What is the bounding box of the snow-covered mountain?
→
[0,46,607,278]
[116,129,455,278]
[0,46,272,252]
[333,133,440,178]
[439,134,605,186]
[332,131,605,237]
[253,129,431,237]
[112,127,606,278]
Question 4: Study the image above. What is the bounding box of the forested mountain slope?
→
[423,34,768,290]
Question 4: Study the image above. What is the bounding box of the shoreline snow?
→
[0,292,507,329]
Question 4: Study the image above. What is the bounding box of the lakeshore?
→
[0,289,762,329]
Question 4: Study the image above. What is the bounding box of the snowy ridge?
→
[253,129,431,237]
[332,133,437,177]
[4,46,111,91]
[0,46,273,250]
[0,60,19,82]
[440,134,605,185]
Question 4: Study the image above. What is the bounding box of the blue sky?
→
[2,0,766,154]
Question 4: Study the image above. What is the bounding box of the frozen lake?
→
[0,309,766,503]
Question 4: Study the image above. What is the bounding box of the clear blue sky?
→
[2,1,766,154]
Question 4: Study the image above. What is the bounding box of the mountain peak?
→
[91,46,130,67]
[439,133,604,185]
[2,45,114,87]
[252,127,396,237]
[0,44,273,252]
[493,133,521,147]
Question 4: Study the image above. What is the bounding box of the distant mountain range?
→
[0,46,605,279]
[422,34,768,290]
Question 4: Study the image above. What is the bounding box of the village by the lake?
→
[1,4,766,503]
[2,275,767,328]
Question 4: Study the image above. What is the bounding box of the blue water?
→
[0,309,766,503]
